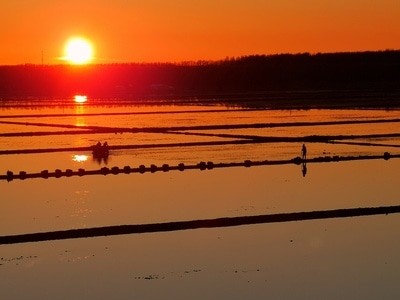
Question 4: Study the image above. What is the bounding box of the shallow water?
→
[1,103,399,168]
[1,100,400,299]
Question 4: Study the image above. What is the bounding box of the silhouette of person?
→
[301,144,307,160]
[301,161,307,177]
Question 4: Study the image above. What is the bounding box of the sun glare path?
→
[65,38,93,65]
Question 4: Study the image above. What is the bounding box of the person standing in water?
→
[302,144,307,160]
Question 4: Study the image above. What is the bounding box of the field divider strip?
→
[1,205,399,245]
[1,118,400,137]
[1,133,400,155]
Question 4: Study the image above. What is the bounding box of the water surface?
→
[1,100,400,299]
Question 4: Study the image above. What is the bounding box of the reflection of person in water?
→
[302,161,307,177]
[301,144,307,160]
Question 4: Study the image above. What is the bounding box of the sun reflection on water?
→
[73,155,88,162]
[74,95,87,126]
[74,95,87,103]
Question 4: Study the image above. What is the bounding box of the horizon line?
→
[1,49,399,67]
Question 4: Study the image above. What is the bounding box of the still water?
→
[1,99,400,299]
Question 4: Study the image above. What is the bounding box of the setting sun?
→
[64,38,94,64]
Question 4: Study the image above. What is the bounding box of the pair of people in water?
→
[95,141,108,148]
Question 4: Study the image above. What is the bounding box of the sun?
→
[64,38,94,64]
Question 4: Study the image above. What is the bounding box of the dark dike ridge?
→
[1,205,399,245]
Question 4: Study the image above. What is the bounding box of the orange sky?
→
[2,0,400,65]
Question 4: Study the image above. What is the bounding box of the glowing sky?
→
[1,0,400,65]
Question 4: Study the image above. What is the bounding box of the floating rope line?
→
[1,152,398,182]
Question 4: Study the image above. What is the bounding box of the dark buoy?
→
[198,161,206,170]
[178,163,185,171]
[111,166,119,175]
[139,165,146,174]
[207,161,214,170]
[123,166,131,174]
[41,170,49,179]
[6,171,14,182]
[101,167,109,175]
[19,171,27,180]
[162,164,170,172]
[78,168,85,176]
[384,152,391,160]
[292,157,302,165]
[244,160,252,167]
[66,169,73,177]
[150,164,157,173]
[55,169,62,178]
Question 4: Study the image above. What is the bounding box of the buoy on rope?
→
[111,166,120,175]
[139,165,146,174]
[78,168,85,176]
[55,169,62,178]
[384,152,391,160]
[198,161,206,170]
[19,171,27,180]
[6,171,14,182]
[41,170,49,179]
[123,166,131,174]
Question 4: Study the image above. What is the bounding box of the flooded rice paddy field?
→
[1,99,400,299]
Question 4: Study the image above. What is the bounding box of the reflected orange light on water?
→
[73,155,88,162]
[75,116,86,127]
[74,97,87,126]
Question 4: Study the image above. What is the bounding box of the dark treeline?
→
[1,51,400,106]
